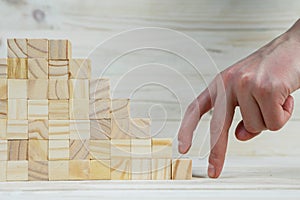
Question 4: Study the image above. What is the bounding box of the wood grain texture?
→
[111,139,131,158]
[111,118,131,139]
[28,140,48,161]
[6,120,28,140]
[152,159,171,180]
[131,159,151,180]
[49,120,69,139]
[130,118,151,139]
[111,99,130,119]
[7,39,27,58]
[28,80,48,99]
[0,120,6,139]
[89,78,110,99]
[0,100,7,119]
[89,140,110,160]
[0,140,8,161]
[0,59,7,78]
[131,139,151,158]
[8,80,27,99]
[28,120,48,140]
[8,99,27,120]
[48,80,69,100]
[28,58,48,79]
[8,140,28,160]
[110,159,131,180]
[69,120,90,140]
[69,59,91,79]
[89,160,111,180]
[69,140,89,160]
[7,58,28,79]
[6,160,28,181]
[28,100,48,120]
[69,160,89,180]
[48,100,69,119]
[48,60,69,79]
[0,161,6,181]
[0,79,7,100]
[171,159,192,180]
[69,99,89,119]
[27,39,48,59]
[69,79,89,99]
[89,99,111,119]
[48,160,69,181]
[48,140,69,161]
[90,119,111,140]
[152,138,173,158]
[49,40,72,60]
[28,160,48,181]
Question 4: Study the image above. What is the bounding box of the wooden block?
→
[28,100,48,119]
[28,58,48,79]
[8,99,27,120]
[28,140,48,161]
[6,120,28,139]
[48,80,69,100]
[111,118,131,139]
[69,59,91,79]
[152,159,171,180]
[49,60,69,79]
[0,161,6,181]
[0,140,8,160]
[0,100,7,119]
[8,80,28,99]
[0,120,6,139]
[130,118,151,139]
[0,58,7,78]
[48,160,69,181]
[7,39,27,58]
[69,120,90,139]
[49,40,72,60]
[48,140,69,160]
[152,138,173,158]
[69,79,89,99]
[89,99,111,119]
[89,78,110,99]
[90,119,111,140]
[0,79,7,99]
[69,160,89,180]
[110,159,131,180]
[171,159,192,180]
[89,140,110,160]
[7,160,28,181]
[49,100,69,120]
[28,80,48,99]
[8,140,28,160]
[69,140,89,160]
[7,58,28,79]
[27,39,48,58]
[69,99,89,119]
[111,99,130,119]
[49,120,69,139]
[131,139,151,158]
[111,139,131,158]
[28,160,48,181]
[28,120,48,139]
[131,159,151,180]
[89,160,110,180]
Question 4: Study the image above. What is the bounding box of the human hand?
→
[178,19,300,178]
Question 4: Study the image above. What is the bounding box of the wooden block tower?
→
[0,38,192,181]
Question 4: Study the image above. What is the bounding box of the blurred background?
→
[1,0,300,159]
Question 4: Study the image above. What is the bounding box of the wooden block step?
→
[28,119,48,140]
[69,160,89,180]
[89,78,110,99]
[110,159,131,180]
[48,60,69,79]
[48,100,69,120]
[48,80,69,100]
[152,138,173,158]
[69,140,90,160]
[28,58,48,79]
[27,39,48,59]
[131,159,151,180]
[0,140,8,161]
[0,79,7,100]
[69,59,91,79]
[28,100,48,120]
[28,160,48,181]
[28,80,48,99]
[89,140,110,160]
[48,120,69,139]
[152,159,172,180]
[6,160,28,181]
[0,161,6,181]
[8,99,27,120]
[171,159,192,180]
[90,119,111,140]
[8,80,27,99]
[6,120,28,139]
[49,40,72,60]
[7,39,27,58]
[48,140,69,161]
[48,160,69,181]
[7,58,28,79]
[0,120,6,139]
[0,100,7,119]
[28,139,48,161]
[0,59,7,78]
[8,140,28,161]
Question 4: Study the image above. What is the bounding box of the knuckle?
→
[266,120,285,131]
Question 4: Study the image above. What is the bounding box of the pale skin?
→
[178,19,300,178]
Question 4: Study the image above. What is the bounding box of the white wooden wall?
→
[1,0,300,157]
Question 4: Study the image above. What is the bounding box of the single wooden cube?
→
[89,140,110,160]
[152,159,172,180]
[69,160,89,180]
[89,99,111,119]
[7,58,28,79]
[110,139,131,158]
[152,138,173,158]
[130,118,151,139]
[8,80,28,99]
[111,99,130,119]
[69,59,91,79]
[49,40,72,60]
[69,79,89,99]
[8,99,27,120]
[49,100,69,120]
[28,120,48,140]
[69,120,90,139]
[69,140,89,160]
[28,80,48,99]
[28,161,48,181]
[6,160,28,181]
[69,99,89,119]
[0,161,6,181]
[89,160,110,180]
[0,79,7,100]
[0,119,6,139]
[8,140,28,160]
[28,58,48,79]
[110,159,131,180]
[48,160,69,181]
[48,80,69,100]
[0,140,8,161]
[48,140,69,161]
[131,159,151,180]
[111,118,131,139]
[131,139,151,158]
[49,120,69,139]
[171,159,192,180]
[28,100,48,120]
[89,78,110,99]
[49,60,69,79]
[0,58,7,78]
[0,100,7,119]
[28,140,48,161]
[27,39,48,58]
[6,120,28,139]
[7,39,27,58]
[90,119,111,140]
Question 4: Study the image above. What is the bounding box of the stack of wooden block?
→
[0,38,192,181]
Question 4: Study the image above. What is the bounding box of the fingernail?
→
[178,141,185,153]
[208,163,216,178]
